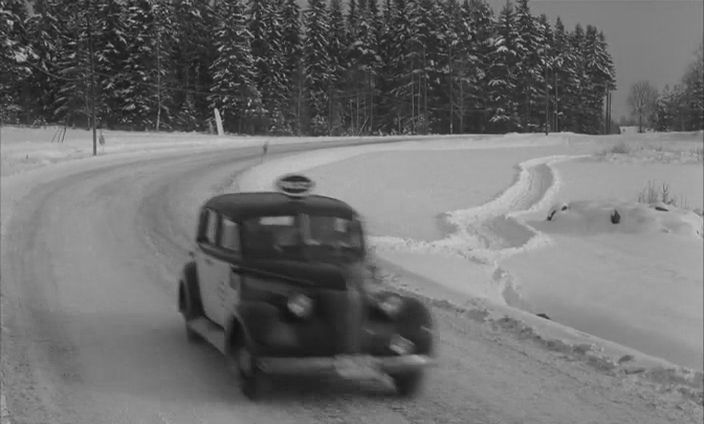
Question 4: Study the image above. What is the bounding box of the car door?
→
[195,208,221,323]
[214,217,243,326]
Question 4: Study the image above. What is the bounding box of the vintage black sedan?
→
[178,175,434,399]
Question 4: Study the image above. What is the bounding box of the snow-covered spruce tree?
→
[537,13,554,133]
[442,0,486,134]
[681,43,703,130]
[117,0,175,130]
[488,0,520,132]
[41,0,122,129]
[327,0,348,134]
[563,23,587,133]
[151,0,176,131]
[346,0,382,135]
[93,0,128,129]
[388,0,427,134]
[465,0,495,133]
[209,0,261,134]
[654,85,675,131]
[440,0,463,134]
[279,0,303,133]
[514,0,546,131]
[171,0,217,131]
[50,0,94,129]
[347,0,359,36]
[597,31,616,99]
[414,0,445,134]
[513,0,546,131]
[655,45,703,132]
[367,0,384,134]
[549,17,575,132]
[580,25,615,134]
[1,0,33,124]
[302,0,332,135]
[669,83,689,131]
[248,0,287,133]
[343,0,360,134]
[375,0,399,134]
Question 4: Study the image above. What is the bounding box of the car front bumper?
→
[257,354,433,377]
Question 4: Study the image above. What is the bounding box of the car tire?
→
[391,370,425,397]
[228,342,264,400]
[180,282,202,344]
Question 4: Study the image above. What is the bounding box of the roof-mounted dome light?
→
[275,174,315,198]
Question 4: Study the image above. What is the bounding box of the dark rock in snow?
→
[610,209,621,224]
[618,354,635,364]
[536,313,551,320]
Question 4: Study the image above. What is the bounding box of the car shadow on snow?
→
[64,310,401,403]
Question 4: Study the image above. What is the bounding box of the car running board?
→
[187,317,226,354]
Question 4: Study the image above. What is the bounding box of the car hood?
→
[242,259,364,291]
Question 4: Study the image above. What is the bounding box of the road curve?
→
[1,142,700,424]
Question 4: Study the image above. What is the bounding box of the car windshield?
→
[242,214,363,261]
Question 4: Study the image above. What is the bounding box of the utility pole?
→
[87,1,97,156]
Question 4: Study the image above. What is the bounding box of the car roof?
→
[204,192,359,221]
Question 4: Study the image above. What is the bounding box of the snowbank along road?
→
[1,139,702,424]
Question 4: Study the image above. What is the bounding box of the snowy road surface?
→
[1,141,701,423]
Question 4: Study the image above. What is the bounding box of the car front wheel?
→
[179,282,201,343]
[227,343,264,400]
[391,370,425,397]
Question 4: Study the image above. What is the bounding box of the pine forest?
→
[2,0,628,136]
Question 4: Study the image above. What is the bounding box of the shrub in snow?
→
[637,180,680,207]
[609,141,631,154]
[536,200,703,237]
[546,202,570,221]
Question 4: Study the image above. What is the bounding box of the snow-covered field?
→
[235,131,704,374]
[0,125,433,177]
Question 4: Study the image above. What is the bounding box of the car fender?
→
[179,261,203,317]
[395,297,434,355]
[225,302,280,355]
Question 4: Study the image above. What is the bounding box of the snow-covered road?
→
[1,140,701,423]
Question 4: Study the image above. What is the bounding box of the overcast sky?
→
[529,0,703,121]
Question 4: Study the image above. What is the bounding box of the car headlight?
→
[287,293,313,318]
[389,334,414,355]
[378,294,403,317]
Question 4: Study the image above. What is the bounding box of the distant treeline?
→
[653,44,704,132]
[1,0,617,136]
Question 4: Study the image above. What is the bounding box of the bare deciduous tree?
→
[627,80,658,133]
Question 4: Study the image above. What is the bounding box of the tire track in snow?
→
[371,155,587,308]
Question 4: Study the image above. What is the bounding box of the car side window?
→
[220,218,241,252]
[204,209,219,244]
